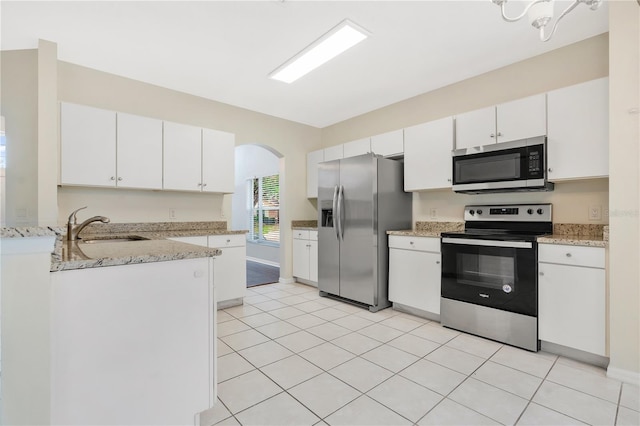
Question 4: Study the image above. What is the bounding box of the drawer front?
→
[538,243,605,268]
[208,234,246,248]
[293,230,310,240]
[309,230,318,241]
[388,235,440,253]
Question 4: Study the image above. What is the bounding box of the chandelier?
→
[492,0,603,42]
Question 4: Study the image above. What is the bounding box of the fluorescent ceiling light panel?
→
[269,19,370,84]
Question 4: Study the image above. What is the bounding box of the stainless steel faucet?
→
[66,206,110,241]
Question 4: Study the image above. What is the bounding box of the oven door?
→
[441,237,537,317]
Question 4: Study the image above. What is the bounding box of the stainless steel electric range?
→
[440,203,552,352]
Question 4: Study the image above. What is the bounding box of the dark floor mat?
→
[246,260,280,287]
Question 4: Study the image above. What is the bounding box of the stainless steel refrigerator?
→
[318,153,412,312]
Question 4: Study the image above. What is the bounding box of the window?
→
[248,174,280,245]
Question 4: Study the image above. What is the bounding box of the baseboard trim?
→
[278,277,295,284]
[246,256,280,268]
[607,366,640,386]
[294,277,318,288]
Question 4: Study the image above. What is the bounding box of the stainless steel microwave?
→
[451,136,554,194]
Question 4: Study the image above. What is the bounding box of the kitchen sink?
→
[79,235,150,244]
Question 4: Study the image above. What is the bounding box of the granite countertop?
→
[537,224,608,248]
[386,222,608,248]
[292,220,317,231]
[1,221,247,272]
[387,221,465,238]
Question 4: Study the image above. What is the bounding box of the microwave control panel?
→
[526,145,544,177]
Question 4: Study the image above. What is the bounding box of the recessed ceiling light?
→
[269,19,370,84]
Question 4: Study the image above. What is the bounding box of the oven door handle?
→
[441,237,533,249]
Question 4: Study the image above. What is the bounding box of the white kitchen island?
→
[1,226,219,426]
[50,257,216,425]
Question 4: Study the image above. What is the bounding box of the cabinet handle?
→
[540,271,545,276]
[497,132,503,137]
[566,253,572,258]
[447,178,452,182]
[110,176,115,181]
[490,133,496,138]
[410,241,414,245]
[226,239,230,243]
[197,183,202,187]
[117,177,123,181]
[202,183,207,187]
[548,168,553,173]
[436,261,440,264]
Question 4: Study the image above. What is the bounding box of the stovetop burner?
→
[441,203,553,242]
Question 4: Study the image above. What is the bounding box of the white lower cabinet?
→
[388,235,441,315]
[169,234,246,306]
[538,244,606,356]
[208,235,247,305]
[292,230,318,285]
[50,259,215,425]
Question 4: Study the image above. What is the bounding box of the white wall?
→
[607,0,639,383]
[232,144,280,265]
[0,49,38,226]
[414,179,609,225]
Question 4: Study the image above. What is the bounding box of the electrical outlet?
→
[589,205,602,221]
[430,208,437,219]
[169,209,176,219]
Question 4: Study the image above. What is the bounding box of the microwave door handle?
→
[337,185,344,241]
[332,185,339,240]
[441,237,533,249]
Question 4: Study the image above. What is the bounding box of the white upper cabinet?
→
[547,77,609,181]
[163,121,203,191]
[404,116,454,191]
[455,94,546,149]
[306,149,324,198]
[202,128,235,193]
[343,137,371,158]
[116,113,163,190]
[324,144,344,161]
[61,103,235,193]
[496,94,547,143]
[164,123,235,193]
[60,102,117,187]
[455,106,496,149]
[371,129,404,157]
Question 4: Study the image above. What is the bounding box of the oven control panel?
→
[464,204,552,222]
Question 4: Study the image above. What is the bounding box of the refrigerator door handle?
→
[337,185,344,240]
[332,185,339,240]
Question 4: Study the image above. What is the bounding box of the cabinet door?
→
[292,238,310,280]
[455,106,496,149]
[202,128,235,193]
[539,262,605,356]
[343,138,371,158]
[308,240,318,283]
[404,117,454,191]
[60,102,116,187]
[389,248,441,314]
[496,94,546,143]
[213,246,246,303]
[116,113,163,189]
[371,129,403,157]
[547,78,609,180]
[306,149,324,198]
[324,145,344,161]
[163,122,202,191]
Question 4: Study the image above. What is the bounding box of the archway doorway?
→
[231,144,284,287]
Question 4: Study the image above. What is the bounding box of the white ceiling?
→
[1,1,608,128]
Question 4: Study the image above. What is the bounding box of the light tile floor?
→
[207,282,640,426]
